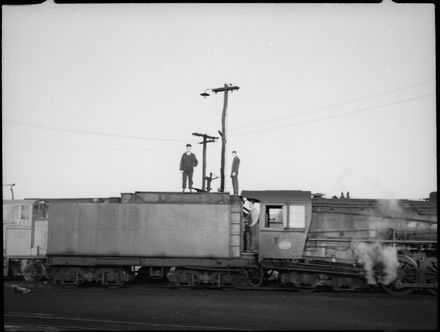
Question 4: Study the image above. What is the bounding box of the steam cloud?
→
[351,241,399,285]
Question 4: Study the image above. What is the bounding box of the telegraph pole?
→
[192,132,218,191]
[210,84,240,192]
[3,183,15,200]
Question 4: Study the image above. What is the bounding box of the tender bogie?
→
[49,266,131,287]
[167,267,247,288]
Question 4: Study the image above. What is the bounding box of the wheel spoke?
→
[381,255,417,295]
[420,257,437,295]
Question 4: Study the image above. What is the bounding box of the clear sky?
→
[2,1,436,200]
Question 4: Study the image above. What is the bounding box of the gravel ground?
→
[4,280,438,331]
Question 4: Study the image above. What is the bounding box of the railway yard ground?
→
[3,279,438,331]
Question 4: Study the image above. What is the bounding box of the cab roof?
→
[241,190,312,203]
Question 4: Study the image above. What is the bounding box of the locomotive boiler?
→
[44,190,437,294]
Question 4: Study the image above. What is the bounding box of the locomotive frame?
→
[3,190,437,294]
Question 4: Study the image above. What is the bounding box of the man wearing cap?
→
[180,144,198,192]
[230,151,240,195]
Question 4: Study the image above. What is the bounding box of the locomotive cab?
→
[241,190,312,262]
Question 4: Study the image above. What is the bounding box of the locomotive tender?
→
[45,190,437,294]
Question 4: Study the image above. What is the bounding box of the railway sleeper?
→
[167,268,243,288]
[391,281,437,289]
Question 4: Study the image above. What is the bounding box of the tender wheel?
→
[169,269,192,287]
[97,268,126,288]
[381,255,418,295]
[187,271,201,288]
[420,257,437,295]
[245,267,264,287]
[59,267,82,288]
[210,272,238,288]
[208,272,221,288]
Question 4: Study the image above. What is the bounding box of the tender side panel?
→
[48,203,232,258]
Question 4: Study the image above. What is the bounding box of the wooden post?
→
[210,84,239,192]
[202,135,207,191]
[192,133,218,191]
[220,85,228,192]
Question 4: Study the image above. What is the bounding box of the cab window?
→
[264,205,287,229]
[289,205,306,228]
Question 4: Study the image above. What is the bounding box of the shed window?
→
[3,205,11,222]
[33,203,48,218]
[8,206,19,224]
[21,205,31,220]
[289,205,306,228]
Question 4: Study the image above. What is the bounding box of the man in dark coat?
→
[180,144,198,192]
[230,150,240,195]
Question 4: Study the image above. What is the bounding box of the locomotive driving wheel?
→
[333,277,357,292]
[381,255,418,295]
[420,257,437,295]
[295,273,318,292]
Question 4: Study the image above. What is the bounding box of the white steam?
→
[351,241,399,285]
[377,245,400,285]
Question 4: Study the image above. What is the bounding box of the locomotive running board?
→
[261,262,364,277]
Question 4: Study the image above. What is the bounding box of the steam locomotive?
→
[38,190,437,295]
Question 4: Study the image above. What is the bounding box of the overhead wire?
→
[44,146,182,151]
[230,92,435,137]
[4,80,434,143]
[4,120,189,143]
[229,79,435,131]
